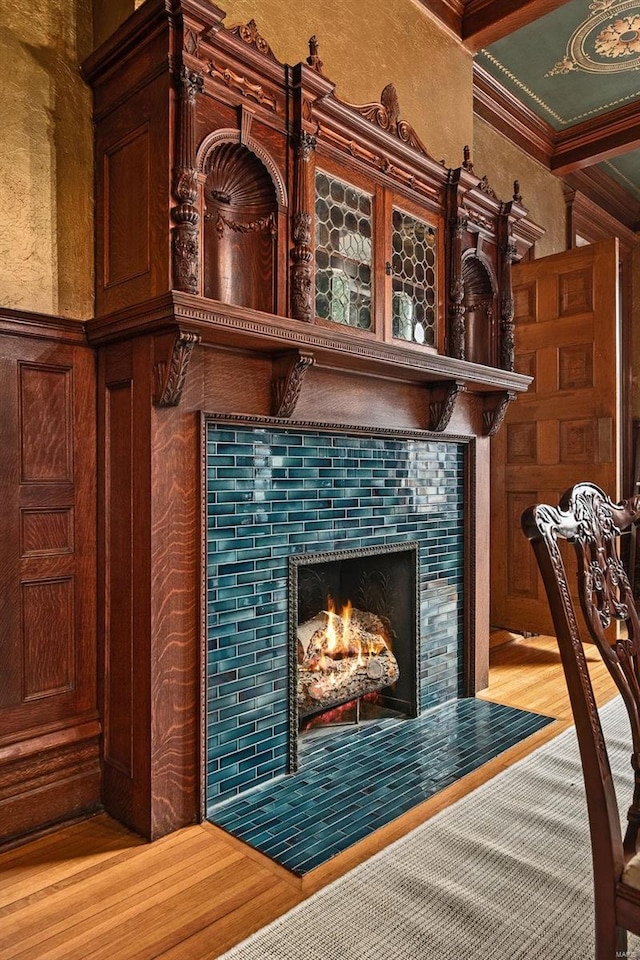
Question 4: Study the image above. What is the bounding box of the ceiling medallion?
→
[547,0,640,75]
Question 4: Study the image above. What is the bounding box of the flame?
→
[309,597,389,677]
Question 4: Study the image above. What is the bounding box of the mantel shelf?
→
[87,292,532,397]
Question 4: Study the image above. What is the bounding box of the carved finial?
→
[380,83,400,128]
[513,180,523,203]
[462,145,474,172]
[307,35,324,74]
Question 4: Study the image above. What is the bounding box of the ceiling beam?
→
[472,63,554,167]
[564,167,640,236]
[462,0,572,51]
[551,102,640,174]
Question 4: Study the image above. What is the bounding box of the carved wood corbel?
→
[172,65,204,294]
[429,381,467,432]
[482,390,516,437]
[153,331,201,407]
[271,351,315,418]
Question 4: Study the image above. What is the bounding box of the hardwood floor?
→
[0,634,617,960]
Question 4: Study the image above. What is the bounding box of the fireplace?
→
[205,417,465,813]
[289,544,419,766]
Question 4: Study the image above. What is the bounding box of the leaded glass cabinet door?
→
[390,207,438,348]
[314,169,373,331]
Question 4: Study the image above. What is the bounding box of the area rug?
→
[220,696,640,960]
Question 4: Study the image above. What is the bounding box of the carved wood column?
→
[448,216,467,360]
[290,132,317,322]
[499,239,517,372]
[172,65,204,295]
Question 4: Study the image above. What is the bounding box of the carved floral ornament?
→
[351,83,435,160]
[547,0,640,75]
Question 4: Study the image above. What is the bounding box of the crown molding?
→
[564,167,640,236]
[472,62,554,167]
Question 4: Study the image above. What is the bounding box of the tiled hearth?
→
[204,418,552,872]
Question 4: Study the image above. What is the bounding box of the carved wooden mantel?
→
[86,292,533,420]
[78,0,542,845]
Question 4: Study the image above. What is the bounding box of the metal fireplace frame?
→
[287,542,421,772]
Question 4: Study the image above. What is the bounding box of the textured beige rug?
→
[220,697,640,959]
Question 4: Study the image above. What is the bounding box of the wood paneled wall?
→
[0,311,100,845]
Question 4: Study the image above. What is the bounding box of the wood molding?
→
[552,100,640,175]
[564,170,640,242]
[413,0,464,39]
[0,308,88,345]
[473,62,554,168]
[462,0,571,51]
[474,63,640,224]
[86,293,534,397]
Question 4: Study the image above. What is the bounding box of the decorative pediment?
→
[350,83,437,161]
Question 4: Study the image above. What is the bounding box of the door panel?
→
[491,238,620,635]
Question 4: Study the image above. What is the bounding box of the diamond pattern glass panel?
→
[391,208,437,346]
[315,170,373,330]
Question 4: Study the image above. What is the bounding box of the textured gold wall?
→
[0,0,94,318]
[93,0,135,49]
[473,117,566,259]
[221,0,474,167]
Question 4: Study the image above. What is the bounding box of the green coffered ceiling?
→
[477,0,640,131]
[438,0,640,225]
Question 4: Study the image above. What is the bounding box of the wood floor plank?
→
[1,835,242,959]
[0,633,620,960]
[157,883,305,960]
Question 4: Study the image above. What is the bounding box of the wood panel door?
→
[491,238,620,635]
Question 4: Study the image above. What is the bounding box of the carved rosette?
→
[447,217,467,360]
[172,65,204,294]
[291,131,317,322]
[500,240,518,372]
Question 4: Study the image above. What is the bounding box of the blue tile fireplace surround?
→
[204,417,551,874]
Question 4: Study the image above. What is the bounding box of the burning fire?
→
[297,598,399,716]
[307,597,386,676]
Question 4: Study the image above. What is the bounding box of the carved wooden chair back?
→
[522,482,640,959]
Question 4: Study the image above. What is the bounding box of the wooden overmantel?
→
[78,0,543,843]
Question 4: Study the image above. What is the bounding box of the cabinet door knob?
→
[385,261,392,276]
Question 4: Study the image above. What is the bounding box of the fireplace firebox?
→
[288,544,420,770]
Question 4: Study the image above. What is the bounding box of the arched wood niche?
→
[197,125,288,315]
